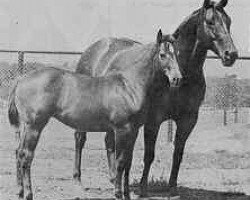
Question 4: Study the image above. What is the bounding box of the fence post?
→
[168,119,173,142]
[223,109,227,126]
[234,107,238,123]
[18,51,24,74]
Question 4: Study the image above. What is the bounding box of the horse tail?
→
[8,83,19,129]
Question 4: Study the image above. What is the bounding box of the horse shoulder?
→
[115,75,146,114]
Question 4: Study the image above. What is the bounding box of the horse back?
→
[76,37,141,77]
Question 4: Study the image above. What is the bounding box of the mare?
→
[73,0,238,197]
[8,30,181,200]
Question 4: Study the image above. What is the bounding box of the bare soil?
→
[0,109,250,200]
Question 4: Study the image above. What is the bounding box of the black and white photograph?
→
[0,0,249,199]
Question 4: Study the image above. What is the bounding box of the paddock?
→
[0,102,249,200]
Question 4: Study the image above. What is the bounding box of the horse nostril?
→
[225,51,230,57]
[173,78,180,86]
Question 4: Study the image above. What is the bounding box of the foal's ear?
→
[203,0,211,9]
[157,29,163,44]
[216,0,228,8]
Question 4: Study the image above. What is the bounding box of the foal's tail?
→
[8,83,20,129]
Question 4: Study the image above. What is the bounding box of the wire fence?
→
[0,49,250,142]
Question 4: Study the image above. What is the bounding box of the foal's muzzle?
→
[169,77,182,87]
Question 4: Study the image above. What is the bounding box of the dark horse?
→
[8,30,181,200]
[73,0,238,197]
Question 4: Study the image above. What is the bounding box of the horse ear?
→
[157,29,163,44]
[216,0,228,8]
[203,0,211,8]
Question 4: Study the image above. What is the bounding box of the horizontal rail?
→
[0,49,250,60]
[0,49,82,55]
[206,55,250,60]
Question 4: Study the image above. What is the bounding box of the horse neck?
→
[176,9,207,84]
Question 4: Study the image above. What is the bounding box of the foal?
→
[8,30,181,200]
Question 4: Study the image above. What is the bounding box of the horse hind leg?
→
[16,122,46,200]
[124,129,138,200]
[16,146,24,198]
[15,125,23,198]
[73,131,87,183]
[105,130,116,184]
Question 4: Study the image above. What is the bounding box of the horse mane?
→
[173,9,201,39]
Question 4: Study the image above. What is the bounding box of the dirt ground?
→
[0,109,250,200]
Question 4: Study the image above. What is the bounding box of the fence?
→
[0,49,250,142]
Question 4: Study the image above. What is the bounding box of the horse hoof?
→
[168,186,180,200]
[17,188,24,199]
[24,193,33,200]
[124,196,131,200]
[167,196,180,200]
[73,177,82,186]
[139,186,148,198]
[115,191,123,200]
[139,191,148,198]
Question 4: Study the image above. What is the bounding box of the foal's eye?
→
[206,20,215,26]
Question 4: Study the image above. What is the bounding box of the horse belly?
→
[55,110,111,132]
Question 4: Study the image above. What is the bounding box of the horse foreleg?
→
[114,124,135,200]
[124,128,138,200]
[105,130,116,184]
[73,131,87,183]
[168,112,198,196]
[17,123,43,200]
[140,121,161,197]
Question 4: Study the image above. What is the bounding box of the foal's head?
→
[197,0,238,66]
[155,29,182,87]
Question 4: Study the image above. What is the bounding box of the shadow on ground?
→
[62,184,250,200]
[130,183,250,200]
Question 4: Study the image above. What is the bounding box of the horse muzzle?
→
[222,50,238,67]
[169,77,182,87]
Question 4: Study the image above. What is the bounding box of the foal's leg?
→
[124,128,139,200]
[16,123,44,200]
[140,121,161,196]
[15,128,24,198]
[105,130,116,184]
[73,131,87,183]
[114,124,134,200]
[168,112,198,196]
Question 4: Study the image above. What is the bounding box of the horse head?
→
[155,29,182,87]
[197,0,238,66]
